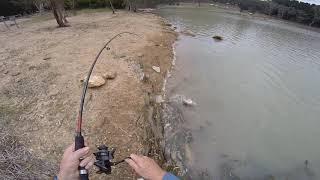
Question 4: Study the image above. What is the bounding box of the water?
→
[158,5,320,180]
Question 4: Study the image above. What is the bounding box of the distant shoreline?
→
[162,2,320,32]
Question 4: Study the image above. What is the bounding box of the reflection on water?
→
[158,5,320,179]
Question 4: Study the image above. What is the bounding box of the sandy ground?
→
[0,10,176,179]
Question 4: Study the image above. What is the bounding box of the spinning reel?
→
[93,145,130,174]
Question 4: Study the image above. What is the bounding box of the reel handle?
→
[75,134,89,180]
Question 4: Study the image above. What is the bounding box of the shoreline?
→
[162,2,320,32]
[0,10,177,179]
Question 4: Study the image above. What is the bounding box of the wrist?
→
[155,170,166,180]
[57,171,66,180]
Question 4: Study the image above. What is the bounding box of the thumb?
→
[73,147,90,159]
[125,158,139,172]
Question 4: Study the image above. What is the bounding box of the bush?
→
[77,0,125,9]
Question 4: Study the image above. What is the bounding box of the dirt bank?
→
[0,10,176,179]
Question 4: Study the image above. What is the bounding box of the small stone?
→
[155,95,164,103]
[164,123,170,128]
[183,98,196,106]
[212,35,223,41]
[152,66,161,73]
[49,89,59,97]
[83,75,106,88]
[180,30,196,37]
[43,57,51,60]
[3,70,9,74]
[28,65,37,70]
[15,78,22,83]
[102,72,117,80]
[137,53,144,57]
[142,73,149,82]
[11,72,20,76]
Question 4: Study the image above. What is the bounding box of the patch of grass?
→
[0,103,17,125]
[0,129,56,180]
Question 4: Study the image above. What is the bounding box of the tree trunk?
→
[198,0,200,7]
[34,2,44,14]
[127,0,131,11]
[309,19,315,26]
[109,0,115,14]
[133,0,137,12]
[50,0,68,27]
[72,0,77,15]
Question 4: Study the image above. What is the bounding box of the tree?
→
[33,0,47,14]
[50,0,68,27]
[310,6,320,26]
[109,0,115,13]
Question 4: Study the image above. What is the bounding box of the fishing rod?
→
[75,32,137,180]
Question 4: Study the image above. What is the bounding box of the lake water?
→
[158,5,320,180]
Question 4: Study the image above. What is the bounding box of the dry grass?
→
[0,129,56,180]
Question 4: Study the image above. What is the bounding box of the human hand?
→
[57,143,95,180]
[125,154,166,180]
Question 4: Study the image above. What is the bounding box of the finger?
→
[64,143,75,154]
[80,155,94,167]
[73,147,90,159]
[85,159,95,170]
[125,158,139,171]
[130,154,143,164]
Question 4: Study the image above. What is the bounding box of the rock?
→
[3,70,9,74]
[152,66,161,73]
[49,89,59,97]
[212,35,223,41]
[155,95,164,103]
[82,75,106,88]
[142,73,149,82]
[11,72,20,76]
[43,57,51,60]
[15,78,22,83]
[137,53,144,57]
[180,30,196,37]
[102,72,117,80]
[169,94,197,106]
[28,65,37,70]
[165,23,172,26]
[183,98,196,106]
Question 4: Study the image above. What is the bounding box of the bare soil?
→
[0,10,176,179]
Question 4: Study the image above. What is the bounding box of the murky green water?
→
[158,5,320,180]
